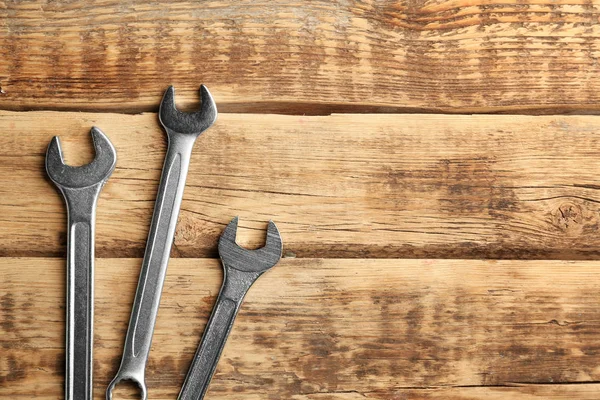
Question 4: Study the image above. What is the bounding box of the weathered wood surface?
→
[2,0,600,114]
[3,111,600,259]
[2,257,600,399]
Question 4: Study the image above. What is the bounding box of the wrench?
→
[107,85,217,399]
[178,216,283,400]
[46,127,117,400]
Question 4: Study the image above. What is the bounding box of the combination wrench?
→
[46,127,117,400]
[107,85,217,399]
[178,216,283,400]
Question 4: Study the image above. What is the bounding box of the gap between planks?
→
[6,102,600,117]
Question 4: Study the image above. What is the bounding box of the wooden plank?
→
[4,111,600,259]
[0,110,597,257]
[293,386,600,400]
[2,1,600,113]
[2,258,600,398]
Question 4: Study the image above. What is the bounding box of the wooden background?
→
[3,1,600,399]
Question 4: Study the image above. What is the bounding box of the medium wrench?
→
[46,127,117,400]
[107,85,217,399]
[178,217,283,400]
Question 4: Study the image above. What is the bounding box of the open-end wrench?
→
[46,127,117,400]
[178,217,283,400]
[107,85,217,399]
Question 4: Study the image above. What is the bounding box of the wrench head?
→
[45,127,117,189]
[218,217,283,274]
[106,374,147,400]
[159,85,217,136]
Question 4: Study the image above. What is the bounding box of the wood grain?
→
[2,0,600,114]
[294,386,600,400]
[2,258,600,398]
[3,111,600,259]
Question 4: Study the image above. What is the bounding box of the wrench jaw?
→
[218,217,283,274]
[46,127,117,190]
[264,220,284,262]
[158,85,218,138]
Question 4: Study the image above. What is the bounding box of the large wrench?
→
[107,85,217,399]
[46,127,117,400]
[178,217,283,400]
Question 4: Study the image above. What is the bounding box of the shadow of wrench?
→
[46,127,117,400]
[107,85,217,400]
[178,217,283,400]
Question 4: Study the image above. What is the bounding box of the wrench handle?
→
[63,186,102,400]
[111,133,195,388]
[178,295,240,400]
[67,220,93,400]
[178,269,258,400]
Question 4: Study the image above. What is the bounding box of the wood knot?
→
[552,202,583,235]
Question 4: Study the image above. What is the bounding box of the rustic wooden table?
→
[3,1,600,399]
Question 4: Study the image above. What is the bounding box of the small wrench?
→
[178,216,283,400]
[46,127,117,400]
[107,85,217,399]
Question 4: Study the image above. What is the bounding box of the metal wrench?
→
[46,127,117,400]
[107,85,217,399]
[178,217,283,400]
